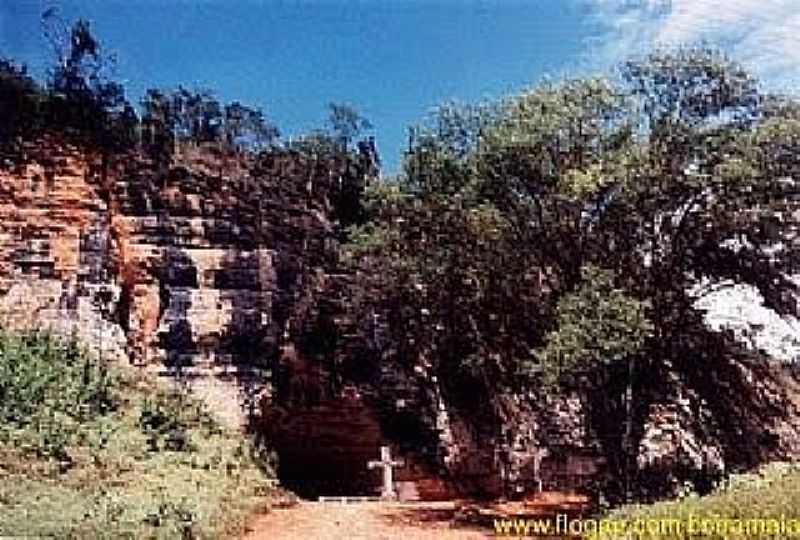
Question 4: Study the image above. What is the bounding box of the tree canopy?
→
[0,12,287,164]
[328,102,373,148]
[335,47,800,499]
[339,49,800,466]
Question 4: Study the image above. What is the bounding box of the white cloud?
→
[581,0,800,92]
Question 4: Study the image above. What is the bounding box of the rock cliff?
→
[2,137,800,504]
[0,139,374,426]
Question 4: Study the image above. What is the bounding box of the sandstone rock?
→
[0,140,372,431]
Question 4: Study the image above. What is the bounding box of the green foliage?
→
[609,462,800,539]
[0,12,140,158]
[141,498,197,538]
[328,102,372,147]
[344,166,544,387]
[0,59,44,150]
[401,100,506,193]
[172,87,223,143]
[484,77,626,158]
[1,13,285,163]
[224,100,280,150]
[0,330,115,460]
[139,87,281,158]
[620,47,760,128]
[0,330,278,539]
[139,391,195,453]
[339,47,800,503]
[40,10,131,149]
[284,130,341,158]
[529,265,653,385]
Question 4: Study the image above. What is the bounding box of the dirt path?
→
[241,501,491,540]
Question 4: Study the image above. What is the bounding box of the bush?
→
[608,462,800,539]
[139,391,195,453]
[0,329,116,460]
[142,498,196,539]
[0,328,280,539]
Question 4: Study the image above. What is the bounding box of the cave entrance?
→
[266,398,385,499]
[277,446,379,499]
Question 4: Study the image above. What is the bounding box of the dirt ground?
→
[241,501,491,540]
[241,491,590,539]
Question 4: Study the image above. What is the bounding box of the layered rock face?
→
[0,140,126,360]
[0,140,374,429]
[0,139,471,500]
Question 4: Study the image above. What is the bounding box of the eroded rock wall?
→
[0,140,374,429]
[0,140,126,360]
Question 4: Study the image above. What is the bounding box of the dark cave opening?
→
[276,446,380,499]
[264,399,387,499]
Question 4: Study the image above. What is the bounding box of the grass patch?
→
[0,329,281,539]
[608,462,800,539]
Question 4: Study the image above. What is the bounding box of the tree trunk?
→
[623,355,635,502]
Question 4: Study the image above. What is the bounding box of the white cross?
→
[533,446,549,493]
[367,446,404,499]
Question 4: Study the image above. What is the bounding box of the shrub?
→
[0,329,116,460]
[0,328,280,538]
[608,462,800,539]
[139,390,195,453]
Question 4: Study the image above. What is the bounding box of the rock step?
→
[317,496,383,503]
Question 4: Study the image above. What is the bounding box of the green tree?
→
[141,88,176,158]
[328,102,372,148]
[0,58,43,153]
[38,9,131,153]
[340,47,800,500]
[43,11,126,121]
[530,265,653,385]
[224,101,279,151]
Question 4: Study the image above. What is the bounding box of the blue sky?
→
[2,1,800,173]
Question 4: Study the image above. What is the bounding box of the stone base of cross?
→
[368,445,405,500]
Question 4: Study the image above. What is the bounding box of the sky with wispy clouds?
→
[1,1,799,171]
[585,0,800,92]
